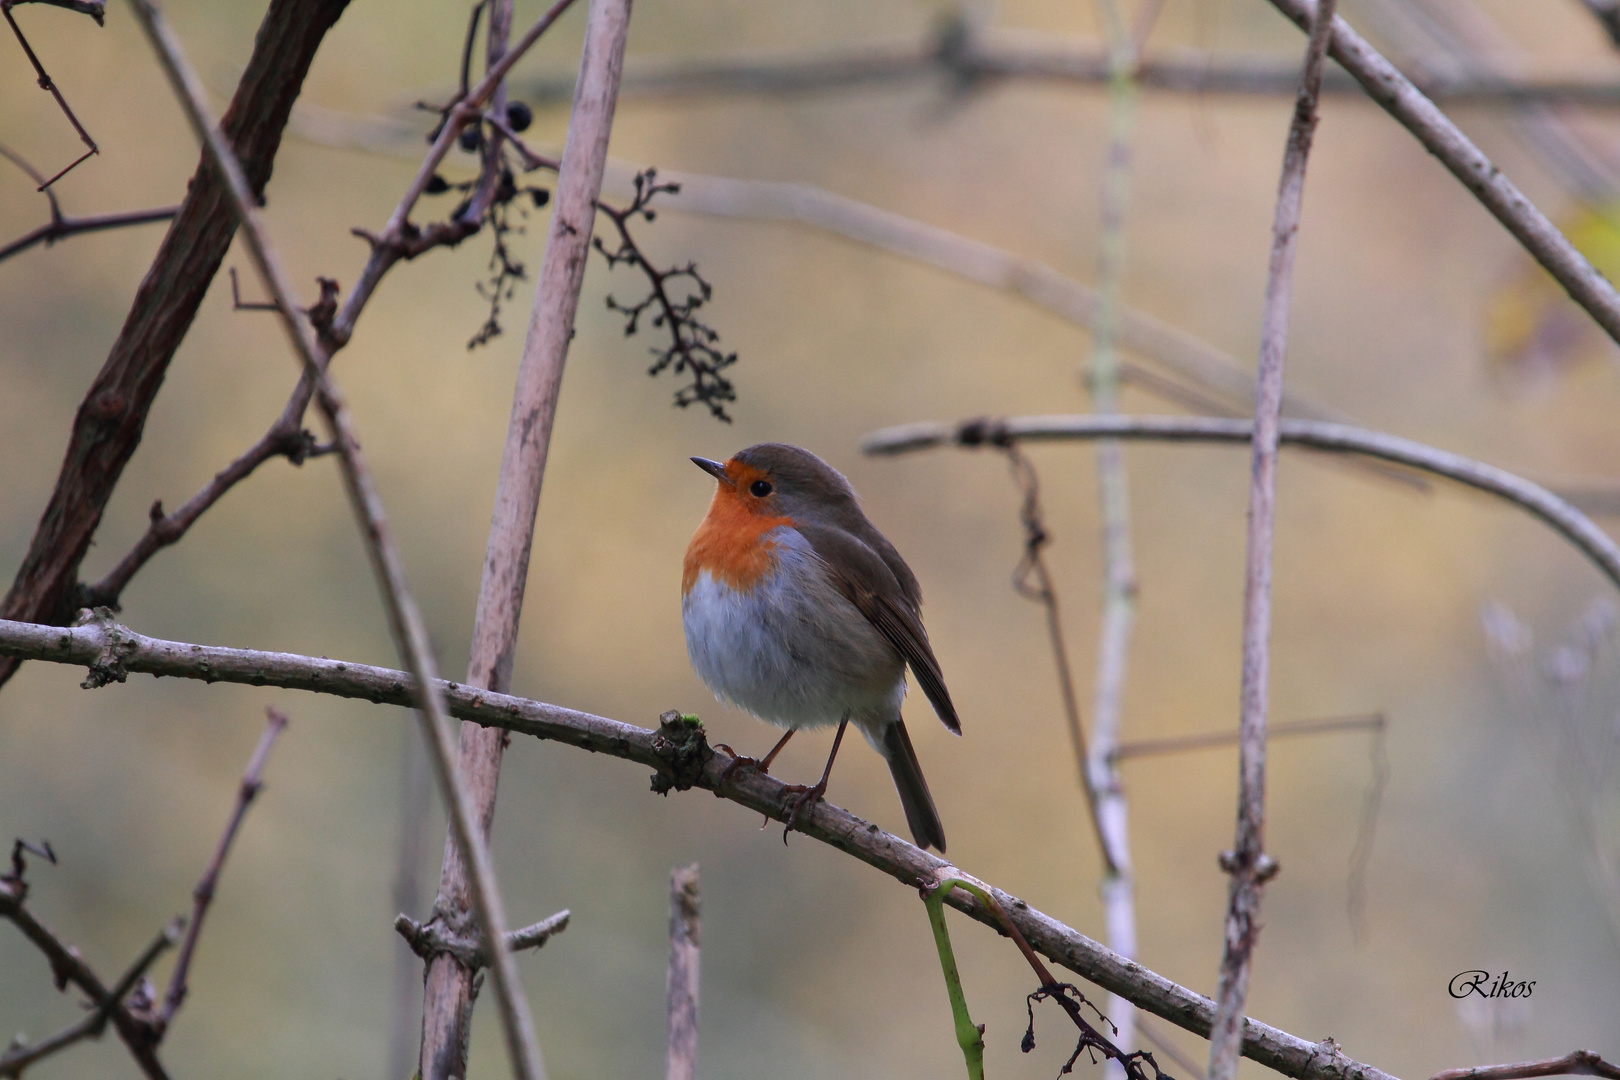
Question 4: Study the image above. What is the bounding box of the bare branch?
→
[155,707,289,1035]
[0,855,180,1079]
[665,864,700,1080]
[862,414,1620,598]
[1113,713,1385,761]
[1209,3,1336,1073]
[1266,0,1620,348]
[2,0,99,185]
[0,622,1400,1080]
[395,908,570,967]
[1431,1052,1620,1080]
[123,3,547,1077]
[0,0,349,687]
[417,0,627,1075]
[0,206,177,263]
[515,26,1620,109]
[6,0,104,23]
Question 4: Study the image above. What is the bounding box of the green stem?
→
[924,879,986,1080]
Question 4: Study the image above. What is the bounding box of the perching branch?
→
[665,864,701,1080]
[0,619,1399,1080]
[1209,2,1335,1073]
[0,205,177,263]
[861,415,1620,596]
[122,3,546,1077]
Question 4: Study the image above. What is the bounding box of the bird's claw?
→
[716,745,768,785]
[780,780,829,844]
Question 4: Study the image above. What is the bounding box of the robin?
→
[682,443,961,851]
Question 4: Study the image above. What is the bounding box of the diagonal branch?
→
[122,2,547,1077]
[0,618,1399,1080]
[1431,1052,1620,1080]
[1266,0,1620,348]
[0,0,350,688]
[0,858,180,1080]
[155,707,289,1035]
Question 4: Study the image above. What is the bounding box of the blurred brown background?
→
[3,0,1620,1077]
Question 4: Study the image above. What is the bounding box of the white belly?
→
[682,528,905,730]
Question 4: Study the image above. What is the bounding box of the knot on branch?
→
[1218,848,1280,883]
[956,417,1011,448]
[74,608,136,688]
[650,710,714,794]
[395,909,570,970]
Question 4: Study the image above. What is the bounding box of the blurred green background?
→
[3,0,1620,1077]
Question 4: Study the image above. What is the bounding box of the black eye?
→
[749,479,773,497]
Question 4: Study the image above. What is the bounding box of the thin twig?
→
[0,622,1401,1080]
[0,855,180,1080]
[998,442,1111,866]
[513,25,1620,109]
[0,206,178,263]
[665,864,701,1080]
[2,0,99,186]
[80,0,579,613]
[1431,1051,1620,1080]
[1113,713,1385,760]
[122,3,546,1078]
[1266,0,1620,348]
[8,0,105,21]
[155,707,289,1034]
[862,413,1620,598]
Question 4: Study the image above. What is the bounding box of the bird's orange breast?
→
[683,481,794,594]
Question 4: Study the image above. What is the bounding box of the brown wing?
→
[796,522,962,735]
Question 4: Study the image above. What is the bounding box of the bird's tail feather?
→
[880,721,946,852]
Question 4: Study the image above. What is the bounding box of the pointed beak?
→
[691,457,733,486]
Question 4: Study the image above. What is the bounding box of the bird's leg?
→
[717,728,796,784]
[783,716,849,840]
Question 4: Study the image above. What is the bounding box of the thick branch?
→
[0,0,349,687]
[417,0,628,1076]
[0,617,1397,1080]
[862,414,1620,595]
